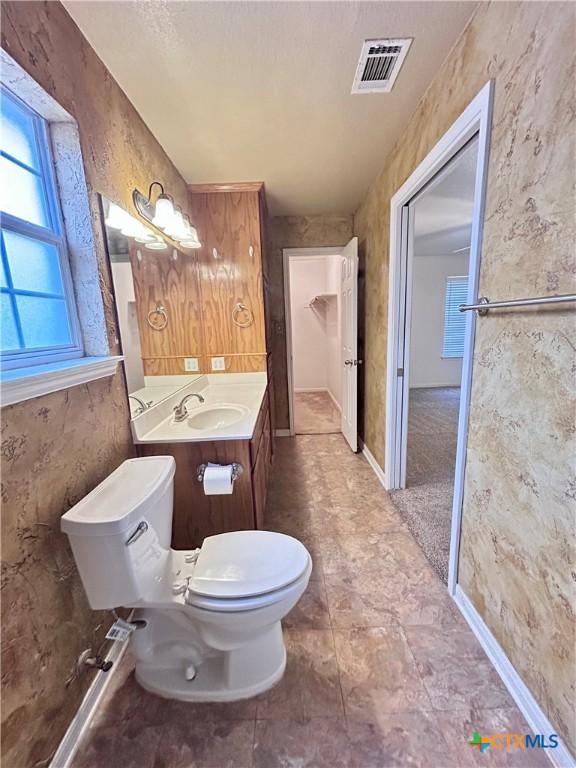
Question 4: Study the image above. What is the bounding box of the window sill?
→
[1,356,123,407]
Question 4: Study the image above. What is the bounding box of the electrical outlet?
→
[211,357,226,371]
[184,357,199,372]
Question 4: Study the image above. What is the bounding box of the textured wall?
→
[266,215,353,429]
[1,2,192,765]
[354,0,575,753]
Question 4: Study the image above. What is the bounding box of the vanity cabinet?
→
[137,388,272,549]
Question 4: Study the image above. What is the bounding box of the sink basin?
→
[187,405,248,430]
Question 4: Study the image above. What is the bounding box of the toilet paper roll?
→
[203,463,234,495]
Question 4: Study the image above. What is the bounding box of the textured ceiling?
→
[64,1,477,215]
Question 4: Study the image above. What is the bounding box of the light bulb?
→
[105,202,130,230]
[180,226,202,249]
[120,215,153,241]
[152,195,174,230]
[145,236,168,251]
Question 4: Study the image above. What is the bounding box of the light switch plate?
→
[184,357,199,372]
[211,357,226,371]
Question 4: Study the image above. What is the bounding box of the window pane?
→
[1,91,39,169]
[3,230,64,295]
[16,294,71,348]
[0,155,49,228]
[1,293,21,350]
[0,255,6,288]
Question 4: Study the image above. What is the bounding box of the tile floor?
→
[72,434,547,768]
[294,391,340,435]
[391,387,460,583]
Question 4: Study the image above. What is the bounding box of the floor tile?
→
[324,570,401,628]
[345,711,462,768]
[73,723,161,768]
[436,707,552,766]
[153,720,255,768]
[333,627,432,717]
[253,718,352,768]
[405,625,515,711]
[256,630,343,719]
[283,578,330,629]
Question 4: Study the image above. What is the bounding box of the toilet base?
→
[134,620,287,702]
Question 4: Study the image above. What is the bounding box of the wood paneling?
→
[142,357,192,375]
[143,353,267,376]
[138,439,254,549]
[191,191,266,357]
[129,241,204,359]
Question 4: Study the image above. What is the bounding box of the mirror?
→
[101,195,202,418]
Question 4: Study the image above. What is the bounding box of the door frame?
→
[384,80,494,595]
[283,246,344,437]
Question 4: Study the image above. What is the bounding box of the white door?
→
[340,236,359,451]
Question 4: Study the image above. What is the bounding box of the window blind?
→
[442,276,468,358]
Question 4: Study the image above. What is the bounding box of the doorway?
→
[385,81,493,590]
[291,252,341,434]
[393,137,478,583]
[283,240,359,448]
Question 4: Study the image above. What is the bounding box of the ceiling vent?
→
[351,38,412,94]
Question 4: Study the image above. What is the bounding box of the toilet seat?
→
[185,557,312,612]
[184,530,310,611]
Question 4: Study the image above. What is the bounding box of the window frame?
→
[1,86,83,371]
[441,274,468,360]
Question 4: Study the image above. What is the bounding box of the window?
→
[1,86,81,370]
[442,275,468,358]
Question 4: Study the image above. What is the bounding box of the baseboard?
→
[50,640,129,768]
[453,586,575,768]
[326,388,341,413]
[275,429,292,437]
[360,440,388,490]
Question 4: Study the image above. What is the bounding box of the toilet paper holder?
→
[196,463,243,483]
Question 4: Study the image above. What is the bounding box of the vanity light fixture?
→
[145,235,168,251]
[105,201,131,230]
[133,182,202,249]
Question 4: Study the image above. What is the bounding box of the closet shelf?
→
[308,293,337,307]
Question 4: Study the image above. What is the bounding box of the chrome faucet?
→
[129,395,152,416]
[173,393,205,422]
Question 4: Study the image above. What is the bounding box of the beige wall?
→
[0,2,193,764]
[354,0,575,753]
[266,216,353,429]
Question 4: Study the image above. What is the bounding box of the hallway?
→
[71,435,546,768]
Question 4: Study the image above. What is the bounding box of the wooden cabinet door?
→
[129,241,204,360]
[192,191,266,358]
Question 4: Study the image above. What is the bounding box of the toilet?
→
[61,456,311,702]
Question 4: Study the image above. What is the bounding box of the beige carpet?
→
[294,391,340,435]
[391,387,460,584]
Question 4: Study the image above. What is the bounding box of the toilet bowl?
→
[61,456,311,702]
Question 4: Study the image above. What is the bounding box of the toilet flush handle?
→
[125,521,148,546]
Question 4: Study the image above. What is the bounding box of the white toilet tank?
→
[61,456,176,610]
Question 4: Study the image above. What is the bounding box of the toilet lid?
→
[188,530,310,599]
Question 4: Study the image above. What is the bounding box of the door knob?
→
[344,359,353,366]
[354,359,363,366]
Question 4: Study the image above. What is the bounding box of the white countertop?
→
[131,373,267,444]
